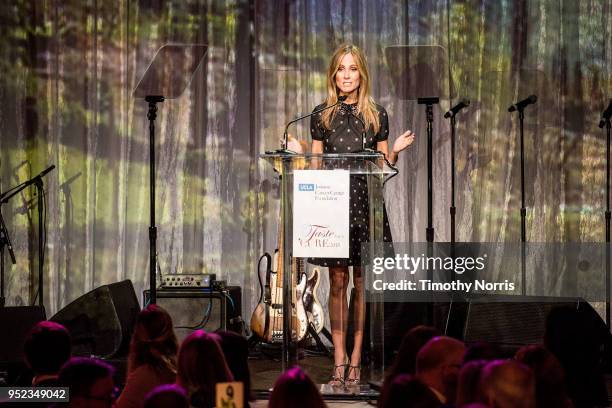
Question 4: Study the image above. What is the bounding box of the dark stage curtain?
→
[0,0,611,317]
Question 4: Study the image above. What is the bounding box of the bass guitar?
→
[250,215,308,343]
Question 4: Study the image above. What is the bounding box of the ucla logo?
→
[298,183,315,191]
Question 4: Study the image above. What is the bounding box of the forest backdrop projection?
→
[0,0,611,318]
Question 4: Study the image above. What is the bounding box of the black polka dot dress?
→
[308,102,393,268]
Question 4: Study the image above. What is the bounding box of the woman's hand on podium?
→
[284,134,305,153]
[392,130,415,154]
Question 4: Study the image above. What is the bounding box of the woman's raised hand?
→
[392,130,415,154]
[282,134,305,153]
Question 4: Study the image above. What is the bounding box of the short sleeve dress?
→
[308,102,393,267]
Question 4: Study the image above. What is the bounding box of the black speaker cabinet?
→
[347,291,610,366]
[143,286,243,343]
[50,280,140,359]
[460,296,599,346]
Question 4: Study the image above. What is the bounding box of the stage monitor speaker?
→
[50,280,140,359]
[461,297,602,347]
[143,286,243,343]
[349,292,611,365]
[0,306,46,364]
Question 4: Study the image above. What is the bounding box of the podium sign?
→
[293,170,350,258]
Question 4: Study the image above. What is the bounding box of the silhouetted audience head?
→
[128,304,178,374]
[144,384,189,408]
[545,305,609,407]
[389,325,442,377]
[456,359,488,406]
[463,341,503,363]
[415,336,465,404]
[176,330,233,408]
[378,374,441,408]
[479,359,535,408]
[217,330,252,406]
[268,366,325,408]
[515,345,572,408]
[24,321,71,385]
[58,357,116,408]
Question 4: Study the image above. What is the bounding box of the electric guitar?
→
[250,215,308,343]
[302,267,325,334]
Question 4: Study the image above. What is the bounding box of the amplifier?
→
[143,286,243,342]
[160,273,216,288]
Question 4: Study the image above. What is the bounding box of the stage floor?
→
[249,354,379,401]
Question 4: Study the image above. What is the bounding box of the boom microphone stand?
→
[508,95,537,296]
[1,165,55,306]
[444,98,470,243]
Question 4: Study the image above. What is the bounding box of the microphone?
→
[508,95,537,112]
[0,165,56,202]
[444,98,470,118]
[281,96,348,151]
[36,165,56,179]
[599,99,612,128]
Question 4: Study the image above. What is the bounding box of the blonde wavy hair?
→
[321,44,380,134]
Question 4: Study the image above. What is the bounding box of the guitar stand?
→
[307,324,332,356]
[247,335,283,361]
[248,325,333,359]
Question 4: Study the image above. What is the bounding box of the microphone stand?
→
[509,96,536,297]
[1,165,55,307]
[519,109,527,296]
[443,105,465,336]
[450,114,457,244]
[509,107,528,296]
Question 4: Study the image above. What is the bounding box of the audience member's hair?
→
[416,336,465,374]
[176,330,233,408]
[388,325,441,378]
[456,359,488,406]
[515,345,572,408]
[217,330,253,406]
[268,366,325,408]
[463,341,503,363]
[24,321,71,375]
[144,384,189,408]
[378,374,441,408]
[545,305,609,407]
[415,336,465,404]
[479,359,535,408]
[58,357,116,405]
[128,304,178,375]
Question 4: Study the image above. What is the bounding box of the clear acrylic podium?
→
[259,151,397,395]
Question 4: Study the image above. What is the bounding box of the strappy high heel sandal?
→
[329,357,349,385]
[346,365,361,385]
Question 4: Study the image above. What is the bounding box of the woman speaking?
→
[297,43,415,385]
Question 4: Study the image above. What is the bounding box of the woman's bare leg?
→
[348,266,364,381]
[329,266,349,379]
